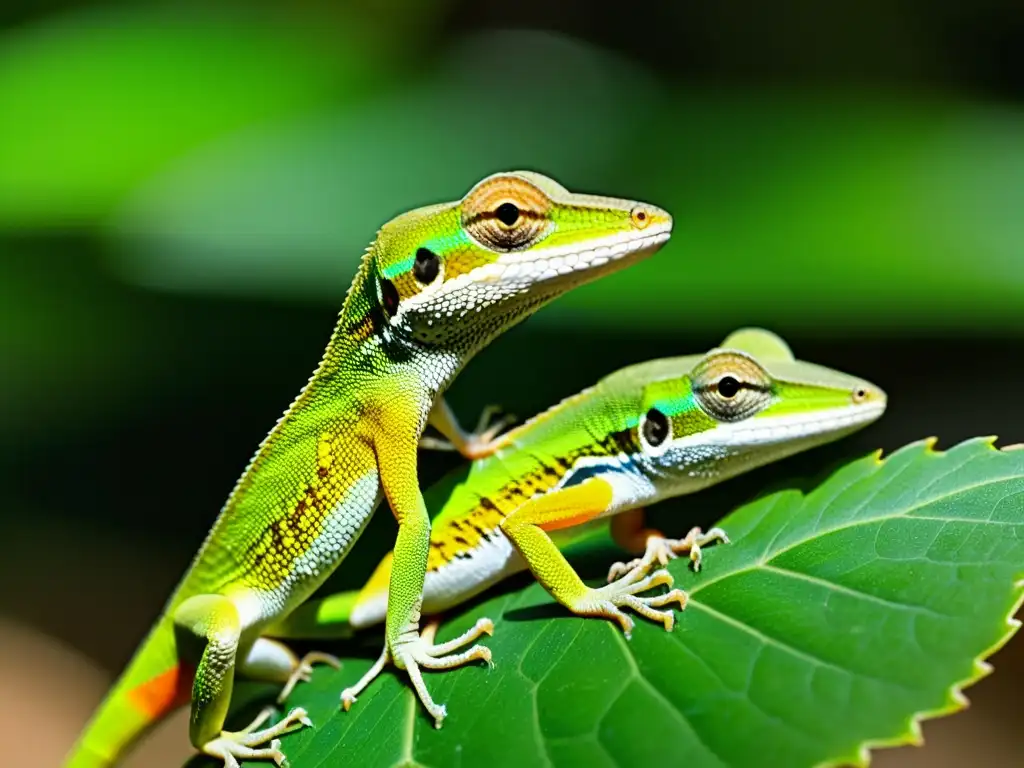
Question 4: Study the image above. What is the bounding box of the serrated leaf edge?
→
[814,436,1024,768]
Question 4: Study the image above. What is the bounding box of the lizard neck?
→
[309,254,463,406]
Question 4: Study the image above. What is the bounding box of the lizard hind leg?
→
[607,510,730,581]
[173,594,312,768]
[276,651,341,703]
[202,706,312,768]
[237,636,341,704]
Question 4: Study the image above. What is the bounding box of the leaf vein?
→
[607,626,729,767]
[689,473,1024,597]
[760,563,956,619]
[689,600,916,694]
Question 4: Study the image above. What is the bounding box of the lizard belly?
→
[421,531,527,614]
[235,471,383,629]
[348,529,525,628]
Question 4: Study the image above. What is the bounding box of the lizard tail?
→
[65,620,188,768]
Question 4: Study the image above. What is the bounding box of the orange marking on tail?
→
[127,663,195,718]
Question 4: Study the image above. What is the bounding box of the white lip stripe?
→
[675,402,887,450]
[396,227,670,321]
[495,228,670,269]
[442,229,669,292]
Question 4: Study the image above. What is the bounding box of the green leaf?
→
[217,438,1023,768]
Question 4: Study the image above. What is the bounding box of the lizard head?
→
[599,328,887,495]
[364,170,671,354]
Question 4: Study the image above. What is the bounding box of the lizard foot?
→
[277,651,341,703]
[607,526,730,582]
[340,617,494,728]
[419,404,516,460]
[202,705,312,768]
[575,568,688,638]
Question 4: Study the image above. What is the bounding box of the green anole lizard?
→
[269,329,886,646]
[66,171,671,768]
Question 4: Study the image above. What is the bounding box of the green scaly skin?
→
[66,171,671,768]
[269,329,886,642]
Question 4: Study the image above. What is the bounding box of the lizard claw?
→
[340,617,494,727]
[419,405,516,460]
[575,568,688,638]
[202,706,311,768]
[277,651,341,703]
[606,526,730,582]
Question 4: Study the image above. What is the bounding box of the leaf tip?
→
[906,717,926,746]
[974,435,1001,450]
[884,437,942,462]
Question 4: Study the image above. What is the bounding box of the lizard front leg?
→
[500,480,688,638]
[419,397,515,460]
[341,415,493,727]
[173,594,311,768]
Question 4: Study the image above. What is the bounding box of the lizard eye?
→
[692,353,773,422]
[461,175,554,252]
[379,278,400,316]
[413,247,441,285]
[495,202,520,227]
[641,408,671,449]
[717,376,740,398]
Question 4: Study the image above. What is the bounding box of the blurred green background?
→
[2,1,1022,766]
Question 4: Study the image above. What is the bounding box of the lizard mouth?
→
[704,401,888,448]
[490,228,671,284]
[401,216,672,325]
[452,222,673,292]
